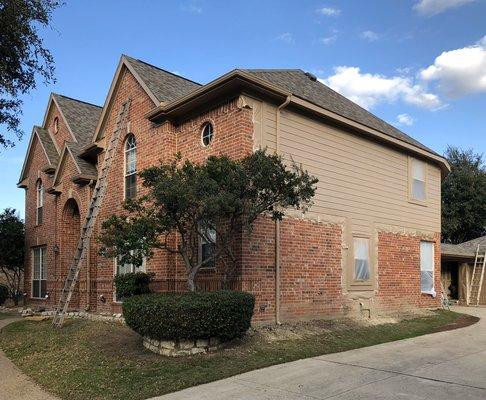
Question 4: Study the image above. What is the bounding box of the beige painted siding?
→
[256,99,441,234]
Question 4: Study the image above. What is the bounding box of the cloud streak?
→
[413,0,474,16]
[316,6,341,17]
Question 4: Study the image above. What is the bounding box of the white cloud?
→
[397,113,416,126]
[420,36,486,97]
[320,66,443,110]
[181,4,203,14]
[275,32,294,44]
[316,6,341,16]
[319,30,338,45]
[360,30,379,42]
[413,0,474,16]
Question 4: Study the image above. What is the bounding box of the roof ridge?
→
[123,54,202,86]
[242,68,304,73]
[53,93,102,109]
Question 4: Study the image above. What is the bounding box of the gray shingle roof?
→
[441,236,486,258]
[243,69,437,155]
[66,142,98,177]
[35,126,59,167]
[53,94,102,147]
[124,55,201,104]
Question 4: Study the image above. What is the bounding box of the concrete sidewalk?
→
[151,306,486,400]
[0,317,59,400]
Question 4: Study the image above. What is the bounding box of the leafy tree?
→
[100,150,318,291]
[442,146,486,244]
[0,208,25,304]
[0,0,62,147]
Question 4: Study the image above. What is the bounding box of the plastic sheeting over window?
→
[411,158,426,201]
[420,241,435,296]
[354,237,370,281]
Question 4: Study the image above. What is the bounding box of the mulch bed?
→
[431,313,479,333]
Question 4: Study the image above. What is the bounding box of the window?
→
[124,134,137,199]
[420,241,435,295]
[201,122,214,147]
[32,247,47,299]
[115,252,146,301]
[36,179,44,225]
[53,117,59,134]
[353,237,370,281]
[410,158,426,202]
[199,222,216,269]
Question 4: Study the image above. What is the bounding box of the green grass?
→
[0,310,469,400]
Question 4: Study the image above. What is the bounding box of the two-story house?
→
[18,55,450,322]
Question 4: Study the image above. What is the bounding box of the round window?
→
[201,123,214,147]
[53,117,59,134]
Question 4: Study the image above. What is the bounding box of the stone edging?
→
[143,336,227,356]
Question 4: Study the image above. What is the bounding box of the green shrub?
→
[123,290,255,341]
[113,272,153,300]
[0,284,9,305]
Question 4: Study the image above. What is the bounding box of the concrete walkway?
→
[0,317,59,400]
[151,306,486,400]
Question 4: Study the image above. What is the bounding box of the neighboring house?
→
[441,236,486,304]
[18,55,450,323]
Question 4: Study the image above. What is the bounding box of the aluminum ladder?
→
[467,244,486,306]
[52,99,131,327]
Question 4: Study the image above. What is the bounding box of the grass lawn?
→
[0,311,16,320]
[0,310,475,400]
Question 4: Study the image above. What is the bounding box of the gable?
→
[18,127,60,187]
[52,146,82,188]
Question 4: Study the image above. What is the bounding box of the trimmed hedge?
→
[114,272,152,300]
[123,290,255,341]
[0,284,9,306]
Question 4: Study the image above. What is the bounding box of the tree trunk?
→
[187,273,196,292]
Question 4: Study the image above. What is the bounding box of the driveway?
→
[0,317,59,400]
[151,306,486,400]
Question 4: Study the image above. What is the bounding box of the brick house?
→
[18,55,450,323]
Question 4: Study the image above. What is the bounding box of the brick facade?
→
[20,61,442,323]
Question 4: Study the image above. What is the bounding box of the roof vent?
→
[305,72,317,82]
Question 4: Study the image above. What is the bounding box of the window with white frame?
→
[115,252,146,301]
[201,122,214,147]
[124,134,137,199]
[410,158,426,201]
[420,241,435,295]
[353,237,370,281]
[199,222,216,269]
[32,246,47,299]
[36,179,44,225]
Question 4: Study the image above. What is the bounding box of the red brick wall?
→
[45,100,73,150]
[376,231,441,310]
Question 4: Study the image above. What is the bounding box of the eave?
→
[79,142,104,160]
[72,174,97,185]
[46,186,62,195]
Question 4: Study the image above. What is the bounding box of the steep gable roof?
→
[242,69,437,155]
[123,55,201,104]
[18,126,60,186]
[52,94,102,146]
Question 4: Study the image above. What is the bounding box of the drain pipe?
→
[275,94,291,325]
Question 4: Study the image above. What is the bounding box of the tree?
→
[442,146,486,244]
[0,208,25,304]
[0,0,62,147]
[99,150,318,291]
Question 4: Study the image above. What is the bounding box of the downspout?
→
[275,95,291,325]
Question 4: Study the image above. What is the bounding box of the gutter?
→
[275,95,291,325]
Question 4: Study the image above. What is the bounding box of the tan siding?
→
[261,103,441,234]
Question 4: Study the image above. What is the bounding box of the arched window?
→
[36,179,44,225]
[124,134,137,199]
[201,122,214,147]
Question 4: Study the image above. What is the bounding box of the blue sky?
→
[2,0,485,218]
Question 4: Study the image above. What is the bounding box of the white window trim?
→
[31,246,47,299]
[123,134,137,200]
[408,157,428,206]
[36,180,44,225]
[348,232,375,290]
[420,241,436,297]
[201,122,214,147]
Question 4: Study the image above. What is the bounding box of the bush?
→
[0,284,9,305]
[113,272,153,300]
[123,290,255,341]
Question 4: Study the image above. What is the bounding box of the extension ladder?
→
[52,99,131,327]
[467,244,486,307]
